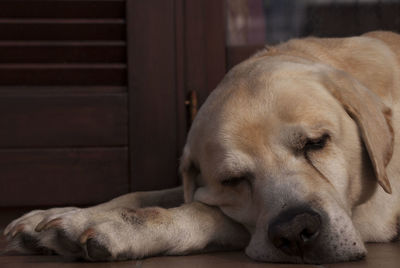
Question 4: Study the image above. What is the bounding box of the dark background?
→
[0,0,399,209]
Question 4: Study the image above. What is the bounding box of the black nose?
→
[268,207,321,257]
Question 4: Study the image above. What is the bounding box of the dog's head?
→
[180,54,394,263]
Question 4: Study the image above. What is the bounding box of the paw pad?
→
[86,238,112,261]
[56,229,82,254]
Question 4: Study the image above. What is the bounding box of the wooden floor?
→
[1,209,400,268]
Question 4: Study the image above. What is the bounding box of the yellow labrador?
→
[4,31,400,264]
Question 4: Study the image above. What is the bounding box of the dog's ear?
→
[322,68,394,194]
[180,147,197,203]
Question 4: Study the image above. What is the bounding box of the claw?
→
[79,228,95,244]
[35,220,46,232]
[3,227,10,236]
[38,218,63,232]
[11,224,25,238]
[35,218,51,232]
[4,222,16,236]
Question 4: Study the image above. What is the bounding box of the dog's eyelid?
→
[220,172,253,187]
[220,176,246,186]
[304,133,330,150]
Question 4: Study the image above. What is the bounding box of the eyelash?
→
[304,133,330,151]
[221,176,247,187]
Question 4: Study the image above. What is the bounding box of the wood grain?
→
[184,0,226,106]
[127,0,179,191]
[0,147,129,206]
[0,94,128,147]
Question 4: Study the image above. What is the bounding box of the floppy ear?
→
[180,147,197,203]
[321,68,394,194]
[181,168,196,203]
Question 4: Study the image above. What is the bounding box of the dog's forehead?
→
[186,59,341,161]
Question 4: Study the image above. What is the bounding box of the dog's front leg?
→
[4,201,249,261]
[3,187,183,256]
[95,186,184,209]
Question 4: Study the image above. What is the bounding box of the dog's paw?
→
[3,207,79,254]
[4,207,170,261]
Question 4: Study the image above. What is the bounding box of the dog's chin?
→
[245,244,367,264]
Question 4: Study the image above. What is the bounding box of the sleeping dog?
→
[4,31,400,264]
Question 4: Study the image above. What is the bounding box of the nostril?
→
[272,236,290,249]
[272,236,296,256]
[300,227,319,243]
[299,212,321,243]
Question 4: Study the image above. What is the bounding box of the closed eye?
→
[221,176,246,187]
[304,133,330,151]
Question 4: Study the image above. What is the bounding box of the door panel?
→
[0,148,128,206]
[0,0,129,207]
[127,0,180,191]
[184,0,226,106]
[0,0,227,207]
[0,94,127,148]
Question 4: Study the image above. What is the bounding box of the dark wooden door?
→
[0,0,226,208]
[127,0,226,191]
[0,0,128,207]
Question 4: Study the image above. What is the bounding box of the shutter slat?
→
[0,64,126,85]
[0,86,126,94]
[0,1,126,85]
[0,42,125,63]
[0,0,124,19]
[0,21,124,41]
